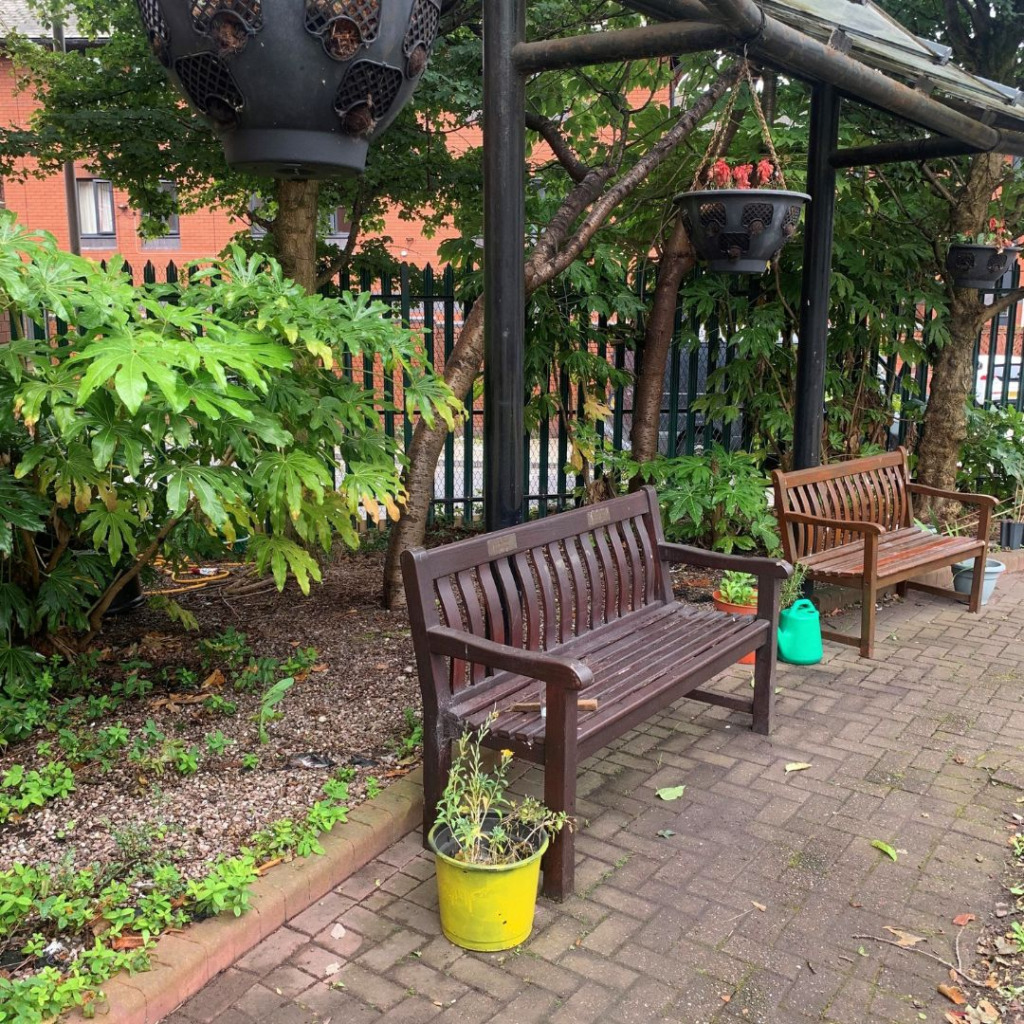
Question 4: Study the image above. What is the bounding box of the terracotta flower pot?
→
[711,589,757,665]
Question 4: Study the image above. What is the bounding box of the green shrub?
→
[957,403,1024,503]
[0,216,461,669]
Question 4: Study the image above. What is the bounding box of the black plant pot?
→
[1000,519,1024,550]
[674,189,811,273]
[135,0,440,178]
[945,244,1021,290]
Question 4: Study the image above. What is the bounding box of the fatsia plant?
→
[0,215,461,665]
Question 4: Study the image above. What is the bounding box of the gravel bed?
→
[0,545,420,879]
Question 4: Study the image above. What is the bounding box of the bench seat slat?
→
[801,527,980,580]
[463,605,768,746]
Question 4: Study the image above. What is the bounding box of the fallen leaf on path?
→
[953,913,976,927]
[331,924,346,939]
[751,902,766,912]
[871,840,898,861]
[937,983,967,1005]
[972,999,1000,1023]
[656,829,676,839]
[785,762,812,774]
[324,962,341,977]
[656,786,685,801]
[884,926,925,948]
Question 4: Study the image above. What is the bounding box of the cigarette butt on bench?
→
[509,699,599,713]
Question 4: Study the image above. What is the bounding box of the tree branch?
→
[534,62,742,285]
[919,160,956,206]
[315,196,366,288]
[525,111,590,184]
[974,285,1024,330]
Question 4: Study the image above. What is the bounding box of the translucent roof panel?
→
[756,0,1023,128]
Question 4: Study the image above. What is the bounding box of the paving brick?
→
[176,967,256,1023]
[260,964,317,999]
[172,575,1024,1024]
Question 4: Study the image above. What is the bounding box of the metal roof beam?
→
[625,0,1005,152]
[513,21,733,72]
[830,136,983,167]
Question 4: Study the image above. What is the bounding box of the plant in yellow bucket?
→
[428,716,570,951]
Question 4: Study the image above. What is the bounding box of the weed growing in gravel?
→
[254,676,295,744]
[0,763,75,823]
[392,707,423,760]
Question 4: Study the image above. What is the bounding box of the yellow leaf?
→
[569,445,584,473]
[383,494,401,522]
[362,494,380,524]
[883,927,925,948]
[74,484,92,514]
[784,762,812,773]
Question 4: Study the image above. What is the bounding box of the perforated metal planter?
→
[945,244,1021,290]
[674,189,811,274]
[135,0,441,178]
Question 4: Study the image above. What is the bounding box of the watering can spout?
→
[777,599,823,665]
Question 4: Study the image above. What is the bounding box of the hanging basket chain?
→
[690,62,747,191]
[689,58,788,191]
[743,62,788,190]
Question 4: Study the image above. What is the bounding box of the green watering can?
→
[777,599,823,665]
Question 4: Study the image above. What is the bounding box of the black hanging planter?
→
[674,189,811,273]
[135,0,441,179]
[945,244,1021,290]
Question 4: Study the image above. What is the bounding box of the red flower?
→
[711,159,732,187]
[989,217,999,231]
[732,163,753,189]
[756,159,775,186]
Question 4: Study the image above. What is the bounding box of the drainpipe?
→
[52,20,80,256]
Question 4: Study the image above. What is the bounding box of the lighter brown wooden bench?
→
[772,449,997,659]
[401,486,791,900]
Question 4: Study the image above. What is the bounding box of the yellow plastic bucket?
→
[428,823,548,951]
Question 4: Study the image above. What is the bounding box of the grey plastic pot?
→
[674,189,810,273]
[945,244,1021,290]
[999,520,1024,550]
[950,557,1005,605]
[135,0,440,178]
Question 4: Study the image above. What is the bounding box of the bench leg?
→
[860,582,876,659]
[421,727,450,850]
[968,552,985,613]
[895,581,908,598]
[752,639,775,735]
[541,691,578,902]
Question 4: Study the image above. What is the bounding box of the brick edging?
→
[65,768,424,1024]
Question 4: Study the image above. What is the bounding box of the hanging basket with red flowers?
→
[674,66,809,274]
[945,218,1021,290]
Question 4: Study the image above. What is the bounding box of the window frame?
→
[77,178,116,248]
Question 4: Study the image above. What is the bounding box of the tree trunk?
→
[273,179,320,293]
[383,301,484,607]
[629,214,695,463]
[916,152,1004,493]
[915,293,981,494]
[381,65,741,609]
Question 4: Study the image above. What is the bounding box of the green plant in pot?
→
[712,571,758,665]
[776,563,823,665]
[428,717,569,951]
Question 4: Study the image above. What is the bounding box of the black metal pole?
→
[793,83,840,470]
[830,135,982,168]
[482,0,526,531]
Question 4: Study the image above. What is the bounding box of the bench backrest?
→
[772,449,912,560]
[402,487,672,698]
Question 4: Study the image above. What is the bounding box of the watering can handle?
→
[791,599,817,613]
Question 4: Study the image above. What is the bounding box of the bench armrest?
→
[657,543,793,581]
[782,511,884,536]
[425,626,592,691]
[906,482,999,509]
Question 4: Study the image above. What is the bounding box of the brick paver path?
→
[170,575,1024,1023]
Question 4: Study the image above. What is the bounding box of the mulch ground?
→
[0,542,422,880]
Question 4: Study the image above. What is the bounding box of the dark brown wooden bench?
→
[401,486,792,900]
[772,448,997,659]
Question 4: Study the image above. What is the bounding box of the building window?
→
[141,180,181,250]
[327,207,351,245]
[77,179,116,248]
